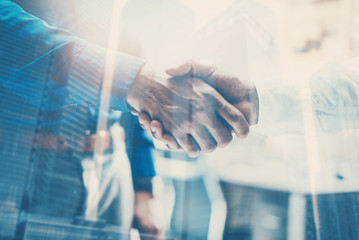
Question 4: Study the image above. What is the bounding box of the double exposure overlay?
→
[1,0,359,240]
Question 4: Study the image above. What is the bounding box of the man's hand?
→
[166,61,259,124]
[126,63,250,157]
[136,61,259,151]
[133,192,163,240]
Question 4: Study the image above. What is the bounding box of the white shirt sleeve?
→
[252,61,359,136]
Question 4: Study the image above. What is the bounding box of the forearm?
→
[254,85,306,136]
[0,1,145,112]
[0,1,76,70]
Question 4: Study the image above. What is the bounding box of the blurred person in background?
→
[0,0,162,238]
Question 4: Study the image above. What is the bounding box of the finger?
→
[150,120,164,141]
[189,125,217,153]
[234,99,259,126]
[215,95,250,138]
[130,107,140,116]
[207,120,233,148]
[166,61,217,82]
[138,112,152,131]
[131,110,139,116]
[149,120,181,150]
[162,134,180,150]
[175,133,200,158]
[139,226,158,238]
[165,61,192,76]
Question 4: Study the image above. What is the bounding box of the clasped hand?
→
[126,61,259,157]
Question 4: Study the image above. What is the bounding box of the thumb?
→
[165,62,192,77]
[166,61,216,79]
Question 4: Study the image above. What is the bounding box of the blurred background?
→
[1,0,359,239]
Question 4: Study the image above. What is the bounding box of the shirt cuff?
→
[255,86,270,129]
[69,39,145,112]
[252,84,307,136]
[133,178,154,195]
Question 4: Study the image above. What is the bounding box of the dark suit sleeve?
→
[0,0,144,112]
[120,112,156,181]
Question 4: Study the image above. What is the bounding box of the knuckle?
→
[207,119,217,128]
[202,88,216,100]
[187,60,195,68]
[202,141,217,153]
[185,144,200,157]
[238,123,250,137]
[201,114,217,128]
[229,112,241,123]
[218,133,233,148]
[229,112,250,137]
[188,152,199,158]
[192,103,205,113]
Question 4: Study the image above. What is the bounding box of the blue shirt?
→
[0,0,155,179]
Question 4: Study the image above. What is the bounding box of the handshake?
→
[126,61,259,157]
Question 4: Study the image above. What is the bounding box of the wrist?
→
[135,191,154,203]
[126,62,149,111]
